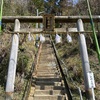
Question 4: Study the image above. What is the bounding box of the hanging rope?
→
[86,0,100,63]
[0,0,4,32]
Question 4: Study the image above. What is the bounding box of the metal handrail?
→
[21,43,42,100]
[50,35,73,100]
[50,35,84,100]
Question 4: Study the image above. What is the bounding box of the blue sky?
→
[44,0,79,5]
[73,0,79,4]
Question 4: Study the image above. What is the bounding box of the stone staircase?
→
[28,36,67,100]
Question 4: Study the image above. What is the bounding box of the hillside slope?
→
[55,34,100,99]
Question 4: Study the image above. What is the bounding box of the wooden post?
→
[6,19,20,100]
[77,19,94,100]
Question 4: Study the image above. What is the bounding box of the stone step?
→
[34,90,65,95]
[40,53,53,55]
[41,48,53,50]
[37,64,57,67]
[33,76,61,79]
[40,56,54,58]
[0,97,4,100]
[35,85,65,90]
[35,77,62,82]
[36,70,58,73]
[36,74,59,78]
[37,65,57,68]
[36,71,59,74]
[39,59,55,62]
[37,68,57,71]
[38,62,56,65]
[36,72,55,75]
[40,56,55,59]
[37,70,60,75]
[28,97,33,100]
[42,48,52,50]
[41,48,54,54]
[36,81,62,85]
[37,73,60,77]
[29,87,35,97]
[37,67,57,71]
[41,50,54,53]
[38,65,56,67]
[36,69,59,72]
[37,66,57,68]
[39,60,56,62]
[42,46,52,48]
[38,63,56,67]
[42,44,52,46]
[28,38,67,100]
[41,49,52,51]
[40,53,54,56]
[40,54,54,56]
[33,95,66,100]
[39,59,56,62]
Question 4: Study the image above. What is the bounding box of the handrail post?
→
[77,19,94,100]
[5,19,20,100]
[78,87,83,100]
[0,0,4,32]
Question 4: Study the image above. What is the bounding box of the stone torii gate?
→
[3,15,99,100]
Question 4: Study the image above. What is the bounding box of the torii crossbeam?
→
[2,16,100,23]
